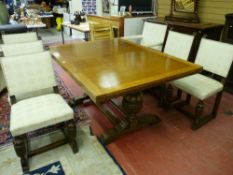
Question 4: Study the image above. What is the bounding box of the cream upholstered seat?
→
[2,32,38,44]
[10,94,73,136]
[171,74,223,100]
[123,22,168,51]
[1,51,78,173]
[170,38,233,130]
[1,40,44,57]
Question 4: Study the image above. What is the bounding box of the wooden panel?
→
[157,0,233,24]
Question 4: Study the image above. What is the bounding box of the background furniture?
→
[0,24,27,44]
[87,15,124,37]
[222,13,233,93]
[165,0,200,23]
[61,22,90,43]
[1,51,78,172]
[89,23,113,41]
[170,39,233,130]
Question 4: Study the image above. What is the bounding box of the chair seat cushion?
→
[170,74,223,100]
[10,94,73,137]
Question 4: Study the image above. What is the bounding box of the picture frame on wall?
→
[102,0,110,13]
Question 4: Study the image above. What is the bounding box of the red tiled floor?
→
[54,60,233,175]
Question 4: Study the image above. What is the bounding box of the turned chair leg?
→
[64,120,78,153]
[13,134,29,173]
[192,100,204,130]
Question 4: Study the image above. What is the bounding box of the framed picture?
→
[102,0,110,13]
[119,6,126,13]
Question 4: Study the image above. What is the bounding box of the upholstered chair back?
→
[1,51,57,99]
[164,31,194,61]
[141,22,167,46]
[195,38,233,78]
[2,32,38,44]
[1,40,44,57]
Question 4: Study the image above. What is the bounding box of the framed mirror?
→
[165,0,200,23]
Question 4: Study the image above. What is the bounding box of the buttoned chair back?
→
[1,40,44,57]
[169,38,233,130]
[2,51,57,100]
[164,31,195,61]
[141,22,167,49]
[2,32,38,44]
[89,23,113,41]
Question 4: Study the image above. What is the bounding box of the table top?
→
[62,22,90,32]
[50,39,202,103]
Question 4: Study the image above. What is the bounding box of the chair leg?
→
[212,91,223,117]
[192,100,204,130]
[186,94,191,104]
[165,84,173,110]
[177,89,182,99]
[13,134,29,173]
[64,120,78,153]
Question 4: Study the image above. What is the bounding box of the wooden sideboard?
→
[146,17,224,62]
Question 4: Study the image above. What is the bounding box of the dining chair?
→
[123,22,168,51]
[1,51,78,172]
[169,38,233,130]
[89,23,113,41]
[2,32,38,44]
[162,31,195,106]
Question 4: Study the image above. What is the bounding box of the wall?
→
[157,0,233,24]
